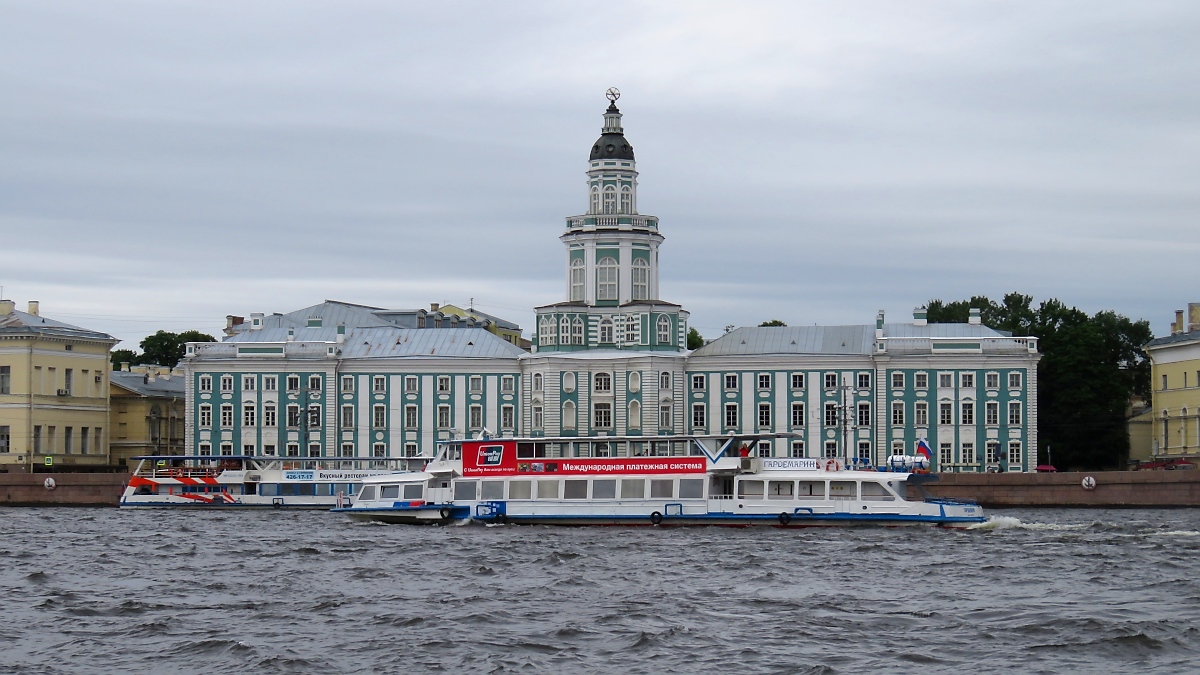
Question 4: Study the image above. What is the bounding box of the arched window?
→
[620,187,632,214]
[626,315,639,344]
[628,400,641,429]
[563,400,576,429]
[660,372,671,389]
[603,186,616,214]
[596,257,618,300]
[631,258,649,300]
[657,315,671,345]
[539,317,556,346]
[590,187,600,214]
[594,372,611,393]
[599,318,614,343]
[560,317,570,344]
[570,259,584,301]
[532,373,542,392]
[571,317,584,345]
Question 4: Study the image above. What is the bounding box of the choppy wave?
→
[2,506,1200,674]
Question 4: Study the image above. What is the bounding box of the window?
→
[986,441,1000,464]
[199,404,212,428]
[33,426,41,452]
[243,444,255,455]
[532,373,543,392]
[0,426,11,453]
[570,259,585,301]
[501,376,514,394]
[64,427,73,454]
[405,443,419,457]
[891,372,903,389]
[857,402,871,426]
[469,376,482,394]
[341,405,354,428]
[263,404,276,427]
[660,405,672,429]
[692,403,706,428]
[940,443,952,465]
[960,373,974,389]
[1008,442,1022,466]
[220,404,233,428]
[915,402,928,426]
[286,376,300,392]
[758,403,771,428]
[469,405,483,430]
[986,373,999,389]
[594,403,612,428]
[962,443,975,464]
[660,372,671,390]
[938,373,953,388]
[405,376,418,393]
[594,373,611,393]
[725,374,738,390]
[560,317,570,344]
[602,186,616,214]
[532,405,544,429]
[824,403,838,427]
[692,374,706,390]
[986,401,999,425]
[632,259,649,300]
[824,373,838,389]
[724,403,739,428]
[373,443,386,459]
[501,405,514,429]
[823,441,838,458]
[244,375,257,391]
[242,404,256,427]
[405,405,418,428]
[199,442,211,456]
[437,405,451,429]
[220,375,233,392]
[263,376,277,391]
[1163,374,1169,390]
[599,319,614,343]
[790,441,805,458]
[562,400,576,429]
[656,316,671,345]
[914,373,928,389]
[597,257,618,300]
[961,402,974,425]
[221,443,235,456]
[891,401,904,426]
[373,405,386,428]
[857,441,871,461]
[1008,402,1022,425]
[620,186,633,214]
[791,402,805,427]
[791,373,805,390]
[1008,372,1022,388]
[287,404,301,427]
[437,376,450,393]
[572,317,584,345]
[341,443,355,458]
[939,403,953,425]
[307,405,321,428]
[80,428,88,454]
[373,376,386,393]
[758,374,771,390]
[857,373,870,389]
[199,375,212,392]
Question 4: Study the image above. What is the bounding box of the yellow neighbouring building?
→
[1139,303,1200,467]
[433,303,529,349]
[0,300,118,470]
[109,364,186,468]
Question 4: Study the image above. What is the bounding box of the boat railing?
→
[146,467,223,479]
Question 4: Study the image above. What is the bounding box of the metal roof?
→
[110,371,186,397]
[340,327,524,359]
[691,323,1013,357]
[1145,331,1200,349]
[0,310,117,343]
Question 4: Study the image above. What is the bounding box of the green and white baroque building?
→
[184,96,1041,472]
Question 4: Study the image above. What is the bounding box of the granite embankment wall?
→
[0,472,129,506]
[916,471,1200,507]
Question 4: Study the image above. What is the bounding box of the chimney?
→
[1174,309,1185,335]
[147,371,156,383]
[913,307,928,327]
[430,303,439,312]
[875,310,885,339]
[121,362,130,372]
[1189,303,1200,333]
[27,301,39,316]
[0,300,13,315]
[336,323,345,344]
[968,307,982,325]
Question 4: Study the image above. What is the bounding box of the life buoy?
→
[43,477,56,490]
[825,459,840,472]
[649,511,664,525]
[778,512,791,525]
[1081,476,1097,491]
[439,507,452,520]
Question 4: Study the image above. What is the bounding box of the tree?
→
[759,319,787,327]
[927,293,1152,470]
[686,327,704,350]
[111,330,217,369]
[110,349,138,370]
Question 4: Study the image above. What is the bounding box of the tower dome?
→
[589,101,635,161]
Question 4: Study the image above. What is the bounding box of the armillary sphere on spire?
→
[605,87,620,102]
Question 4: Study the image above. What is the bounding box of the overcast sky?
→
[2,1,1197,349]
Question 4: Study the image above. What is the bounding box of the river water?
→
[2,508,1199,674]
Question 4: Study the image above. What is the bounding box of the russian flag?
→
[915,438,933,459]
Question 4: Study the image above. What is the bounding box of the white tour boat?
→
[120,455,410,509]
[332,436,985,527]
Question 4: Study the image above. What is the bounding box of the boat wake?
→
[968,516,1090,532]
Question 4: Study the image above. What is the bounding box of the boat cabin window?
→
[593,479,617,499]
[454,481,477,501]
[564,480,588,499]
[480,480,504,500]
[679,478,704,499]
[829,481,857,499]
[403,484,423,500]
[861,481,895,501]
[650,479,674,499]
[516,442,548,459]
[359,486,377,501]
[380,485,400,499]
[508,480,532,500]
[767,480,795,500]
[620,478,644,499]
[737,480,765,499]
[797,481,824,497]
[536,480,559,499]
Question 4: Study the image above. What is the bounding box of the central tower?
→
[534,90,688,352]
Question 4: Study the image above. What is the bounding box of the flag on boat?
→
[915,438,933,459]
